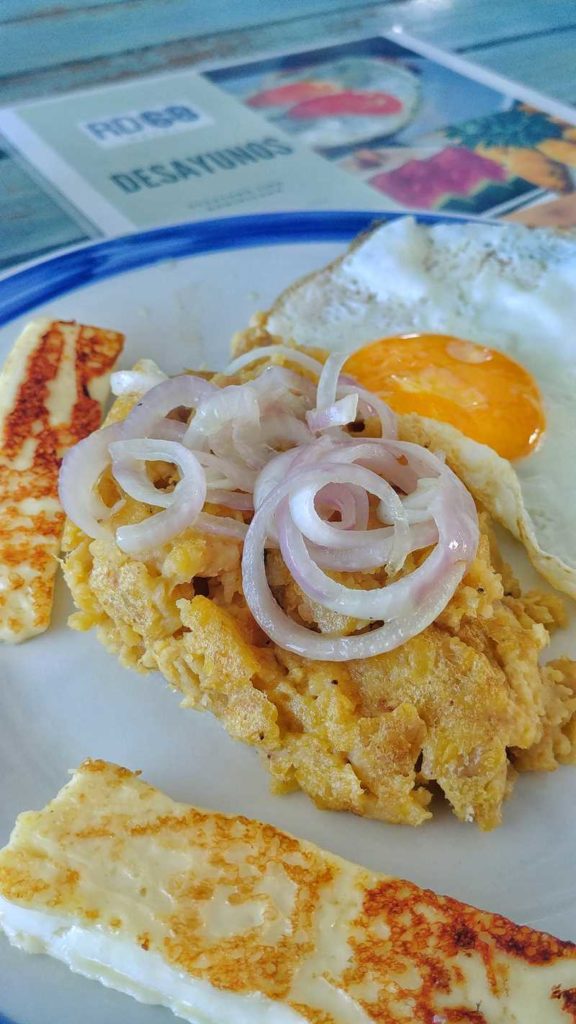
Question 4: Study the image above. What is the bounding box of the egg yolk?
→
[345,334,545,461]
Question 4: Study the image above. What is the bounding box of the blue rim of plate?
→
[0,207,494,1024]
[0,209,495,329]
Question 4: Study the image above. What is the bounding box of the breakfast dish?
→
[59,336,576,830]
[1,758,575,1024]
[1,212,576,1024]
[0,318,123,643]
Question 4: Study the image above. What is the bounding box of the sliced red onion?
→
[208,422,245,467]
[315,352,349,411]
[59,423,123,539]
[192,451,254,490]
[183,384,260,450]
[241,441,478,660]
[252,448,302,511]
[337,384,397,439]
[235,414,312,473]
[62,348,480,661]
[111,365,167,396]
[314,439,473,570]
[402,476,442,507]
[309,520,438,572]
[261,413,313,447]
[109,440,206,555]
[153,419,187,443]
[278,479,459,621]
[121,375,217,439]
[112,460,252,514]
[320,439,427,491]
[252,446,321,546]
[110,434,255,516]
[110,460,173,510]
[399,477,443,524]
[288,461,410,576]
[249,365,316,407]
[242,471,468,662]
[231,423,272,471]
[306,393,358,432]
[206,489,253,511]
[224,345,325,377]
[195,512,248,540]
[315,482,369,531]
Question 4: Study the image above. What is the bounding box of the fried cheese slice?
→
[0,759,575,1023]
[0,319,123,642]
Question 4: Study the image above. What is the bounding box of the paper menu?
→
[0,69,381,241]
[1,31,576,271]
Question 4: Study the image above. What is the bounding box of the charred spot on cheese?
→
[0,319,123,643]
[552,985,576,1016]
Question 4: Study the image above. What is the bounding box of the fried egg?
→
[345,332,545,461]
[259,216,576,597]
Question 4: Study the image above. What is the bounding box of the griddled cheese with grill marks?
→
[0,319,123,643]
[0,759,575,1023]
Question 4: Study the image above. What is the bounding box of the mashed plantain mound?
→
[61,360,576,831]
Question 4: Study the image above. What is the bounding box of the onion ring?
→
[62,349,478,659]
[224,344,325,377]
[242,444,478,660]
[59,423,124,540]
[121,375,217,440]
[109,440,206,555]
[111,365,167,396]
[242,466,469,662]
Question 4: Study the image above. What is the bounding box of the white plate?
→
[1,211,575,1024]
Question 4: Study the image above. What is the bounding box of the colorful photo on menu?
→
[205,37,576,217]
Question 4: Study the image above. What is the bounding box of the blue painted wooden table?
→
[1,0,575,270]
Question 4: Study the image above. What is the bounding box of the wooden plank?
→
[0,1,573,96]
[2,0,576,106]
[0,0,125,22]
[396,0,576,52]
[0,145,94,270]
[0,180,89,270]
[2,0,576,79]
[463,28,576,106]
[0,0,394,75]
[0,0,390,22]
[0,3,388,101]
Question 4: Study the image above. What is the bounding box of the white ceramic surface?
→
[1,213,575,1024]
